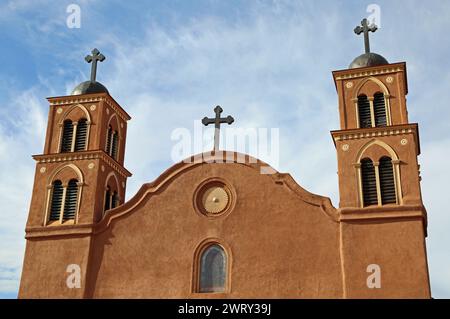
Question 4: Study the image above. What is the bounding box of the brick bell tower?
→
[19,49,131,298]
[331,20,431,298]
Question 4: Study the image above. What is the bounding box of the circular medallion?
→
[342,144,350,151]
[39,167,46,174]
[88,162,95,169]
[386,76,394,84]
[202,186,229,214]
[401,138,408,146]
[90,104,96,111]
[56,107,63,114]
[194,179,234,217]
[345,81,354,89]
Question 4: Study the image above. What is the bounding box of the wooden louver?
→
[49,180,63,221]
[74,118,88,151]
[379,157,397,204]
[361,159,378,206]
[358,95,372,128]
[111,133,119,160]
[106,126,113,154]
[60,120,74,152]
[63,179,78,220]
[373,92,387,127]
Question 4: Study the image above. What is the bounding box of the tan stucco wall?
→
[88,160,343,298]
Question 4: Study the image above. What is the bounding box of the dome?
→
[71,80,109,95]
[349,52,389,69]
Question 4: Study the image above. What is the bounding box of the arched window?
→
[373,92,387,127]
[379,157,397,204]
[361,158,378,207]
[358,95,372,128]
[49,180,64,221]
[104,186,111,212]
[199,244,227,293]
[111,133,119,160]
[74,118,88,151]
[63,179,78,221]
[60,120,74,152]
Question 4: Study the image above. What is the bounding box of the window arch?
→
[358,95,372,128]
[60,120,74,152]
[49,180,64,221]
[361,158,378,207]
[198,244,227,293]
[74,118,88,151]
[379,157,397,204]
[356,140,402,207]
[47,179,79,224]
[373,92,387,127]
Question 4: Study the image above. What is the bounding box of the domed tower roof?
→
[71,48,108,96]
[71,80,109,95]
[350,18,388,69]
[349,52,389,69]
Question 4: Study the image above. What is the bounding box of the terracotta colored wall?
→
[19,236,92,298]
[88,162,343,298]
[341,218,430,298]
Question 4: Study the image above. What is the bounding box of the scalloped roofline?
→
[95,151,338,233]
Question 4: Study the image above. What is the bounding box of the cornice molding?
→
[332,126,416,142]
[47,93,131,122]
[334,66,404,81]
[33,150,132,178]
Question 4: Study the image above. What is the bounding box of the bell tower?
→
[331,20,431,298]
[19,49,131,298]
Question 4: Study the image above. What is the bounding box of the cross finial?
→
[354,18,378,54]
[202,105,235,151]
[85,48,105,83]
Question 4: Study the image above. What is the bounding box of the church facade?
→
[19,22,431,298]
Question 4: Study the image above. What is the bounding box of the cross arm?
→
[202,117,215,125]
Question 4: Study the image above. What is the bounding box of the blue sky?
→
[0,0,450,298]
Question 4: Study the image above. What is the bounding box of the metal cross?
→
[85,48,105,83]
[354,18,378,54]
[202,105,235,151]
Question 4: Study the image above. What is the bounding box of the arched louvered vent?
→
[358,95,372,128]
[74,119,88,151]
[373,92,387,127]
[104,186,111,212]
[361,158,378,206]
[112,191,118,209]
[379,157,397,204]
[106,126,113,154]
[111,132,119,160]
[61,120,74,152]
[49,180,63,221]
[63,179,78,220]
